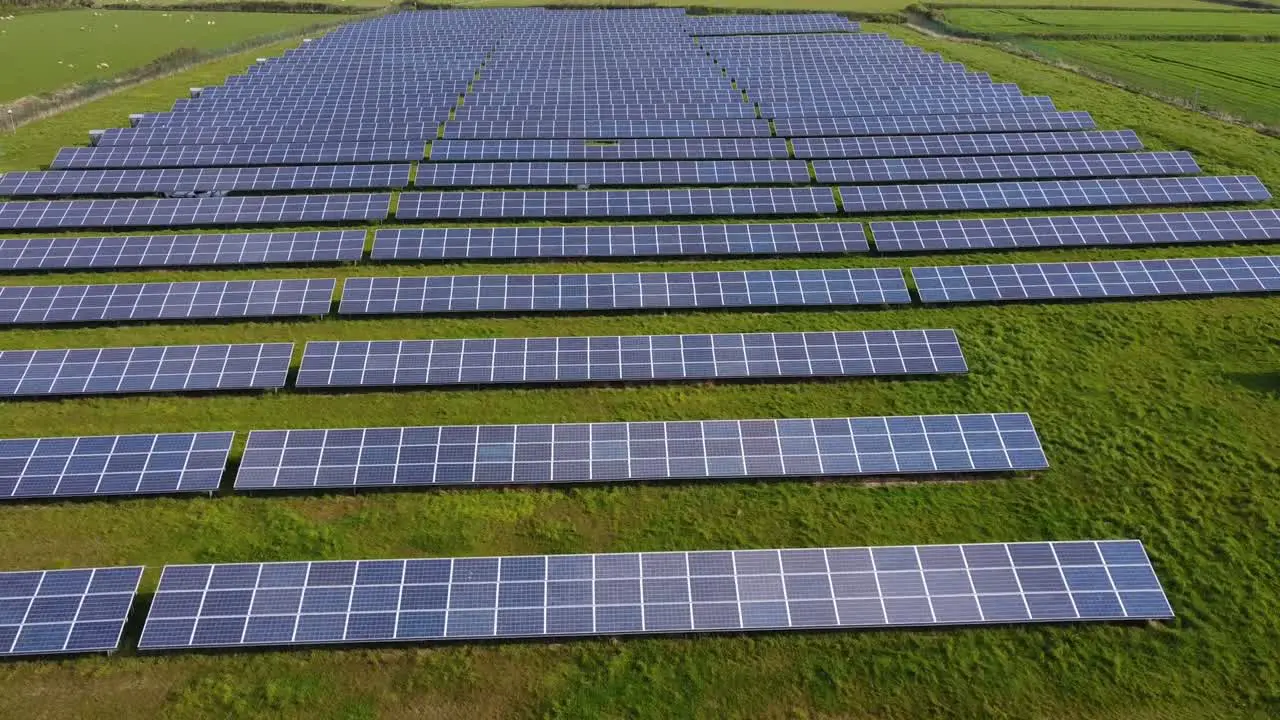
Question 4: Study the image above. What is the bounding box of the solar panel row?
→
[0,231,366,271]
[415,160,811,187]
[0,567,143,657]
[0,165,412,197]
[814,153,1200,184]
[0,194,391,229]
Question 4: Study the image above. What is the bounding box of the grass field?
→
[1023,40,1280,127]
[927,0,1235,7]
[0,10,346,103]
[1,18,1280,720]
[939,7,1280,37]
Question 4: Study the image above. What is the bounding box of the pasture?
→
[0,13,1278,720]
[0,10,345,103]
[937,7,1280,38]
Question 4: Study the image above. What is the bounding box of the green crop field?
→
[1024,40,1280,127]
[0,10,347,103]
[1,19,1280,720]
[939,7,1280,37]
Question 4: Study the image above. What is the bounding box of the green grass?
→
[2,19,1280,720]
[1021,40,1280,128]
[0,9,347,103]
[939,7,1280,37]
[927,0,1237,8]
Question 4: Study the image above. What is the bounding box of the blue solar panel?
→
[0,343,293,397]
[396,188,837,219]
[49,143,424,170]
[414,161,811,187]
[338,269,911,315]
[370,223,869,260]
[774,112,1096,137]
[0,279,334,325]
[870,210,1280,253]
[912,256,1280,303]
[1,432,233,500]
[0,566,143,657]
[135,537,1174,650]
[0,194,391,230]
[0,165,411,196]
[814,153,1199,184]
[443,119,772,139]
[429,139,788,161]
[0,231,366,271]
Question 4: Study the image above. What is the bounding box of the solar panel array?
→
[338,269,911,315]
[371,223,869,260]
[294,330,967,389]
[0,166,411,197]
[0,231,365,271]
[135,540,1170,650]
[791,131,1143,159]
[415,160,811,187]
[912,256,1280,303]
[428,139,789,162]
[815,153,1199,184]
[0,343,293,397]
[0,279,334,325]
[773,112,1096,137]
[1,566,143,657]
[0,194,391,230]
[396,188,838,219]
[1,432,233,500]
[49,143,424,170]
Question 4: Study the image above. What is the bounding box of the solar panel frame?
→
[0,342,294,398]
[338,269,911,315]
[912,256,1280,303]
[0,566,143,657]
[0,231,366,271]
[0,432,233,500]
[135,538,1167,651]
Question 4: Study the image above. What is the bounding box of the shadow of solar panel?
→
[429,139,788,161]
[338,269,910,315]
[295,330,967,388]
[792,131,1141,160]
[1,432,233,499]
[871,210,1280,253]
[0,166,412,197]
[0,343,293,397]
[815,153,1200,184]
[234,412,1043,491]
[370,223,868,260]
[0,194,391,230]
[50,143,424,170]
[414,161,811,187]
[0,566,143,656]
[774,112,1097,138]
[0,279,335,325]
[839,177,1271,214]
[136,538,1173,651]
[0,231,366,270]
[913,256,1280,303]
[442,119,773,139]
[396,188,837,219]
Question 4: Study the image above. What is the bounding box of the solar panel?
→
[0,194,392,230]
[136,540,1170,651]
[395,188,837,219]
[814,153,1200,184]
[370,223,869,260]
[0,279,334,325]
[49,143,425,170]
[0,165,412,197]
[870,209,1280,253]
[455,105,759,121]
[295,330,966,389]
[912,256,1280,303]
[0,432,233,500]
[235,411,1043,492]
[839,177,1271,214]
[791,131,1142,160]
[0,231,366,271]
[0,566,143,657]
[414,161,811,187]
[762,97,1057,119]
[428,139,789,161]
[95,124,438,146]
[774,112,1097,137]
[0,343,294,398]
[338,269,911,315]
[442,119,773,139]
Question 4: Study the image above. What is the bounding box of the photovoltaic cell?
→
[0,231,366,271]
[814,153,1200,184]
[912,256,1280,303]
[414,161,811,187]
[0,566,143,657]
[839,177,1271,214]
[136,538,1175,649]
[0,279,335,325]
[338,269,911,315]
[0,194,391,230]
[294,330,967,389]
[0,165,412,197]
[233,412,1045,492]
[428,139,789,161]
[0,432,233,500]
[870,209,1280,253]
[773,112,1096,137]
[396,188,837,219]
[792,131,1141,159]
[370,223,869,260]
[49,143,425,170]
[0,343,294,397]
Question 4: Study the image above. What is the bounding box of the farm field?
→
[926,0,1236,7]
[0,16,1279,720]
[1024,40,1280,128]
[0,10,346,103]
[938,7,1280,37]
